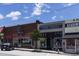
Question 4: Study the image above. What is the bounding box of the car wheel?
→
[1,48,3,51]
[10,47,14,50]
[7,49,10,51]
[5,49,7,51]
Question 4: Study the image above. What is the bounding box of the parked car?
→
[1,43,14,51]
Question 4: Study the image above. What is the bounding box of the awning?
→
[63,35,79,39]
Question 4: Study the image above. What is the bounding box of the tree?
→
[0,32,4,40]
[31,30,41,49]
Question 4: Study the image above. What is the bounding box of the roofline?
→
[39,20,64,26]
[3,21,43,28]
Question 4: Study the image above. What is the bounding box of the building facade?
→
[0,22,41,48]
[38,19,79,53]
[38,21,64,50]
[0,19,79,53]
[62,19,79,53]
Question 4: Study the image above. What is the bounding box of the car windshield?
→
[3,43,10,45]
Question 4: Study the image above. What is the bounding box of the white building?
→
[38,19,79,53]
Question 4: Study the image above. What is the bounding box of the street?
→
[0,49,78,56]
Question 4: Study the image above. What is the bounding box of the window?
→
[66,39,75,49]
[65,22,79,27]
[39,25,48,30]
[59,25,62,28]
[77,23,79,26]
[39,24,62,30]
[66,39,75,46]
[22,39,31,44]
[65,24,67,27]
[67,23,71,27]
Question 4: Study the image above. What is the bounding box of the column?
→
[75,39,77,53]
[65,39,66,51]
[37,40,40,49]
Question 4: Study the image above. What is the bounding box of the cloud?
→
[62,3,76,7]
[23,3,50,19]
[31,3,50,16]
[0,14,4,20]
[6,11,21,20]
[59,16,63,19]
[52,16,56,20]
[11,17,19,20]
[42,9,50,13]
[52,15,64,20]
[24,16,30,19]
[32,3,44,16]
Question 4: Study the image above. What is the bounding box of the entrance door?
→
[53,37,62,50]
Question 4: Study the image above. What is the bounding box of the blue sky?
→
[0,3,79,27]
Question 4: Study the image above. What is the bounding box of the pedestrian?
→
[56,41,60,54]
[57,48,60,54]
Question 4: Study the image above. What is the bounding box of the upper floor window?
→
[39,24,62,30]
[65,22,79,27]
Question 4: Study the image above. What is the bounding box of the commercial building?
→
[0,21,42,48]
[0,19,79,53]
[38,21,64,50]
[63,19,79,53]
[38,19,79,53]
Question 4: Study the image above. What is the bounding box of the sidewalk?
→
[15,48,78,56]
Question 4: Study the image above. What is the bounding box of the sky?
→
[0,3,79,27]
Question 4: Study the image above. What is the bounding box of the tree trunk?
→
[35,40,37,49]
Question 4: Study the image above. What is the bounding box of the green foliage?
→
[0,33,4,36]
[31,30,41,41]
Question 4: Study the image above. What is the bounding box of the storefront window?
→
[76,39,79,47]
[18,39,31,47]
[40,38,47,48]
[22,39,31,44]
[66,39,75,49]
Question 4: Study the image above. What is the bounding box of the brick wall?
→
[3,23,38,40]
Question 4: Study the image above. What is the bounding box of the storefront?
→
[38,21,64,50]
[39,38,47,49]
[1,21,41,48]
[13,36,32,48]
[62,35,79,53]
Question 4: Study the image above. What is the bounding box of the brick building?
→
[0,21,42,48]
